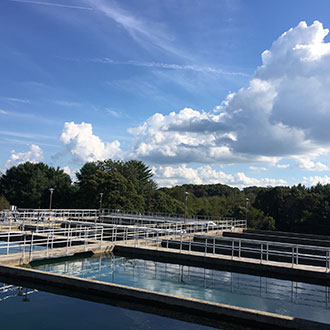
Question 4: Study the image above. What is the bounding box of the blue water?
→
[0,282,219,330]
[32,254,330,325]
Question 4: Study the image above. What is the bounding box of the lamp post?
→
[99,192,104,210]
[49,188,54,210]
[184,192,189,224]
[245,197,249,223]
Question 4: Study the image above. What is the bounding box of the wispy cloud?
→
[277,164,290,169]
[85,0,184,57]
[92,58,249,77]
[0,137,58,147]
[249,166,267,171]
[0,130,55,140]
[10,0,93,10]
[4,97,30,104]
[0,109,55,124]
[106,108,121,118]
[54,100,83,107]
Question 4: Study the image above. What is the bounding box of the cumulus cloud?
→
[5,144,43,168]
[294,157,329,171]
[128,21,330,167]
[59,122,121,164]
[302,175,330,186]
[153,165,286,188]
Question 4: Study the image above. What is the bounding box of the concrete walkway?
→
[0,241,114,265]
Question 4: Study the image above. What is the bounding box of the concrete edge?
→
[0,264,327,330]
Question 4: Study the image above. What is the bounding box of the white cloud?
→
[54,100,83,107]
[5,97,30,104]
[153,165,286,188]
[5,144,43,168]
[93,58,248,77]
[59,122,121,164]
[277,164,290,169]
[128,21,330,167]
[86,0,183,57]
[106,108,121,118]
[10,0,92,10]
[302,175,330,186]
[294,157,329,171]
[249,166,267,171]
[62,166,71,176]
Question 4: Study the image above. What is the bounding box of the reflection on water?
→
[33,254,330,324]
[0,281,218,330]
[0,283,37,302]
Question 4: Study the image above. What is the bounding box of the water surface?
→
[32,254,330,324]
[0,282,221,330]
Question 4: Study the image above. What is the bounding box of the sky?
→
[2,0,330,188]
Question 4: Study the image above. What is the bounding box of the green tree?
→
[149,190,184,214]
[0,195,9,210]
[0,162,74,208]
[75,160,149,211]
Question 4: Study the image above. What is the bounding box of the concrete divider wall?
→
[0,264,328,330]
[223,232,330,248]
[245,230,330,241]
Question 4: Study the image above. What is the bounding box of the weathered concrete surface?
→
[114,245,330,285]
[0,242,114,265]
[0,264,328,330]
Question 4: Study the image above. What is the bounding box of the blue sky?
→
[2,0,330,188]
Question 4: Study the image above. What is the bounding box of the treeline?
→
[0,160,183,213]
[1,161,330,235]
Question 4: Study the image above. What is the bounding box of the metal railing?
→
[155,235,330,271]
[0,225,104,257]
[102,221,238,245]
[100,208,238,224]
[0,208,242,222]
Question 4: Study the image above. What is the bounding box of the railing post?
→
[260,243,263,264]
[23,233,26,257]
[292,246,294,267]
[100,227,103,249]
[238,239,241,258]
[30,232,34,255]
[66,228,69,253]
[6,231,10,255]
[46,234,49,257]
[180,233,182,253]
[231,240,234,260]
[296,246,299,265]
[84,228,87,251]
[156,231,159,250]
